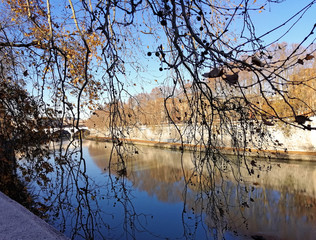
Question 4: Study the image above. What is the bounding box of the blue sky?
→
[247,0,316,46]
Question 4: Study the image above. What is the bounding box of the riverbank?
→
[85,120,316,161]
[0,191,69,240]
[86,135,316,161]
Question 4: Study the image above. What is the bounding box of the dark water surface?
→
[36,140,316,240]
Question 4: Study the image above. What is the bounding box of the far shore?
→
[85,135,316,162]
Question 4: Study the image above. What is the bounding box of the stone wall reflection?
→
[86,140,316,239]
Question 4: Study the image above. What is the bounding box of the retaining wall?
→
[87,119,316,161]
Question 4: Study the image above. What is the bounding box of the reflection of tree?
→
[89,141,185,203]
[39,143,100,239]
[86,141,316,239]
[24,141,158,240]
[10,139,314,239]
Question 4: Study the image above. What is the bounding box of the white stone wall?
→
[89,118,316,152]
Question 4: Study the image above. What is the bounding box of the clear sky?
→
[247,0,316,46]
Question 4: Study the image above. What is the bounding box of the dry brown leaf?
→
[297,59,304,65]
[223,73,238,85]
[202,67,224,78]
[305,54,314,60]
[252,56,264,67]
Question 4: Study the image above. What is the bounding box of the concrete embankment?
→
[0,191,68,240]
[86,121,316,161]
[86,135,316,161]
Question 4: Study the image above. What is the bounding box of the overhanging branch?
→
[0,41,40,48]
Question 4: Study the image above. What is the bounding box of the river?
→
[33,140,316,240]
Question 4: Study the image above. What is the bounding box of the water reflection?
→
[40,140,316,239]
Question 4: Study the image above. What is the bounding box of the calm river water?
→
[37,140,316,240]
